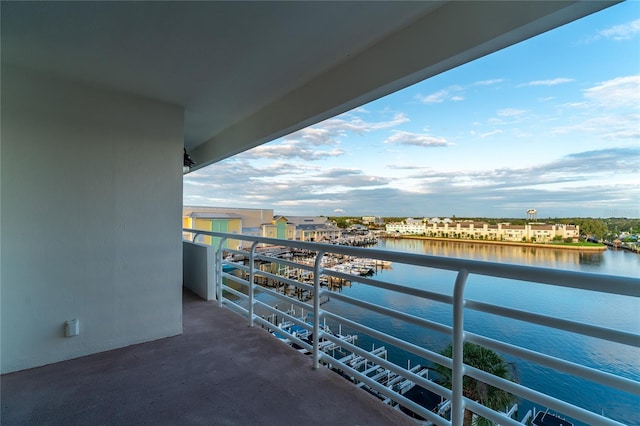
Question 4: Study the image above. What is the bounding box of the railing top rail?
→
[183,228,640,297]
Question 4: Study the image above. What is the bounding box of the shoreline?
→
[380,235,608,251]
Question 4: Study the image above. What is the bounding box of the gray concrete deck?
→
[1,290,416,425]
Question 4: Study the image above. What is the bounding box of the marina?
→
[230,249,391,302]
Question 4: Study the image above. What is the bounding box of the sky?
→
[184,2,640,219]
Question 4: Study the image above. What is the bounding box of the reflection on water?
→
[578,252,604,266]
[377,238,633,274]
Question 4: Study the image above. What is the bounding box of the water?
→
[248,239,640,424]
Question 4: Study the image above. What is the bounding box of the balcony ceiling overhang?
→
[1,1,617,171]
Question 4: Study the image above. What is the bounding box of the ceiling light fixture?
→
[183,148,196,173]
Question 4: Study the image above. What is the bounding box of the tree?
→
[436,342,517,426]
[574,218,607,239]
[332,217,350,228]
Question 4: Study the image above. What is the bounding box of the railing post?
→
[312,249,325,370]
[215,238,227,307]
[248,241,259,327]
[452,268,469,426]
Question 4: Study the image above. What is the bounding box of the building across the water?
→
[362,216,385,225]
[385,218,430,235]
[385,218,579,243]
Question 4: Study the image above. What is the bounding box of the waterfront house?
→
[287,216,343,242]
[362,216,385,226]
[262,216,297,241]
[185,212,243,249]
[386,218,429,234]
[184,206,274,230]
[1,2,618,424]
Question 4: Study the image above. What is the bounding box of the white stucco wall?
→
[1,67,184,373]
[183,241,215,301]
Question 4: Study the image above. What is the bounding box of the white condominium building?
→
[386,219,579,243]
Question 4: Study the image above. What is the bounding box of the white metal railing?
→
[184,229,640,426]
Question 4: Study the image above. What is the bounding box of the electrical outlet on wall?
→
[65,319,79,337]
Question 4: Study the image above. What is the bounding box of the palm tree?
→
[436,342,517,426]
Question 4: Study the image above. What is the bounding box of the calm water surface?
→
[253,239,640,425]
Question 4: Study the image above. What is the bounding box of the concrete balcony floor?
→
[1,290,416,425]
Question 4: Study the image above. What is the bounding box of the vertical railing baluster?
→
[248,241,259,327]
[216,238,227,307]
[312,249,325,370]
[452,268,469,426]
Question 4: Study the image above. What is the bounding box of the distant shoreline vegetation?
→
[381,234,607,251]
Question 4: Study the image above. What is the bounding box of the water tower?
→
[526,209,537,221]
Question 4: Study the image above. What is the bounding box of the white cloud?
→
[551,112,640,140]
[597,19,640,41]
[416,89,449,103]
[519,78,575,87]
[417,81,502,104]
[472,79,504,86]
[274,199,342,207]
[480,129,503,139]
[497,108,526,117]
[558,101,589,109]
[237,111,410,161]
[583,75,640,109]
[418,84,466,102]
[385,131,449,147]
[298,127,333,144]
[324,113,410,133]
[333,208,345,213]
[242,142,345,161]
[281,112,409,146]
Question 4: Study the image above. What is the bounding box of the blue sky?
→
[184,2,640,219]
